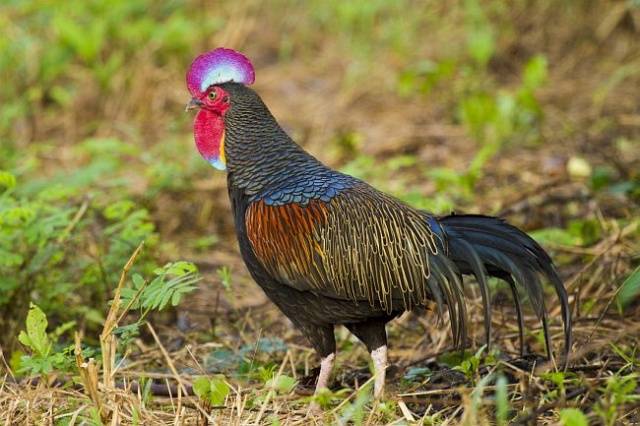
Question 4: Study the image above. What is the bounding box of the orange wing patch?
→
[246,200,329,287]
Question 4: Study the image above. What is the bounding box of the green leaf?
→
[163,261,198,276]
[495,374,509,425]
[217,266,232,291]
[52,321,76,339]
[132,273,145,289]
[559,408,589,426]
[467,27,495,66]
[0,170,16,190]
[103,200,136,221]
[18,303,51,357]
[616,266,640,309]
[208,376,230,406]
[192,377,211,400]
[193,376,229,406]
[267,374,297,394]
[523,55,548,89]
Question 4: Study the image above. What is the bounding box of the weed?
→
[594,373,640,425]
[193,375,230,406]
[559,408,589,426]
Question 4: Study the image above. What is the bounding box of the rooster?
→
[185,48,572,400]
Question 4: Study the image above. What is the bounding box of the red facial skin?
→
[197,86,231,114]
[193,86,230,167]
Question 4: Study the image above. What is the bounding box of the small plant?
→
[540,371,568,402]
[265,374,297,395]
[310,387,352,411]
[450,345,498,382]
[121,261,200,312]
[338,382,372,425]
[559,408,589,426]
[217,266,233,292]
[0,158,161,351]
[594,373,639,426]
[495,374,510,425]
[115,261,200,345]
[17,303,84,376]
[461,372,494,425]
[615,265,640,311]
[193,375,231,407]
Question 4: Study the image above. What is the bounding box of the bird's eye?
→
[208,91,217,100]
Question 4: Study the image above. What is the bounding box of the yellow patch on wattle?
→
[219,130,226,165]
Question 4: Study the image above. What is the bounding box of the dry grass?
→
[1,221,638,424]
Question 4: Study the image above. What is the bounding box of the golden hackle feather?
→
[245,184,469,345]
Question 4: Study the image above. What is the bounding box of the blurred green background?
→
[1,0,639,359]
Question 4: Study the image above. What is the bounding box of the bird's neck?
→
[223,104,321,197]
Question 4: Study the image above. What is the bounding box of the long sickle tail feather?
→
[434,214,572,362]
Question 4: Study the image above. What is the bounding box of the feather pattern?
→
[246,182,473,345]
[197,81,571,360]
[438,214,572,358]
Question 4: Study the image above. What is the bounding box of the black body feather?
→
[217,82,572,364]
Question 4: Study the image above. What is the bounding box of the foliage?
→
[338,383,372,425]
[0,160,159,349]
[16,303,66,376]
[121,261,200,312]
[18,304,51,359]
[438,346,498,382]
[266,374,297,395]
[0,0,223,151]
[616,266,640,310]
[16,258,198,377]
[495,374,509,426]
[217,266,233,292]
[594,374,640,425]
[193,375,230,406]
[560,408,589,426]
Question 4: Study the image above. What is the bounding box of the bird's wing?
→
[245,180,571,357]
[245,182,467,334]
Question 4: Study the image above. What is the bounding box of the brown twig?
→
[101,241,145,391]
[146,322,213,422]
[511,386,590,425]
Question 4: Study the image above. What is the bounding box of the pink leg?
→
[309,352,335,414]
[371,345,387,399]
[315,352,335,392]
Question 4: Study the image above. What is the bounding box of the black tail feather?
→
[436,214,572,362]
[504,275,526,356]
[429,256,468,347]
[449,237,492,349]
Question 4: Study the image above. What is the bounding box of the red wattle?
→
[194,109,225,168]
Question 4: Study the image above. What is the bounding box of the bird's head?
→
[185,47,255,170]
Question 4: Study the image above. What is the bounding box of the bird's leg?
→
[308,352,336,414]
[345,319,389,399]
[371,344,388,399]
[299,323,336,413]
[315,352,335,393]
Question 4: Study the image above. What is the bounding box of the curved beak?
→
[185,97,204,112]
